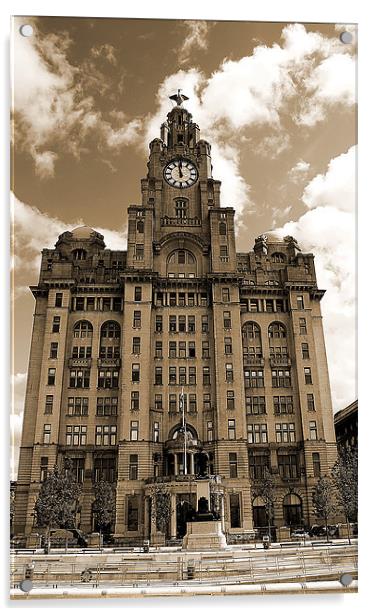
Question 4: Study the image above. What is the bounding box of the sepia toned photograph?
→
[10,15,357,599]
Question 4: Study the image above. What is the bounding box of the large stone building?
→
[334,399,358,453]
[14,93,338,542]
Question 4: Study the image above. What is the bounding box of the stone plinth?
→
[87,532,101,547]
[278,526,291,541]
[26,533,40,548]
[182,520,227,551]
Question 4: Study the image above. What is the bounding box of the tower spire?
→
[169,89,189,106]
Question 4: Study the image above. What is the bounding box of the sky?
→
[11,16,357,478]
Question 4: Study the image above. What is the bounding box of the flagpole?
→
[181,387,187,475]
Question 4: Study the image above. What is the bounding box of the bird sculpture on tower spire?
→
[169,89,189,106]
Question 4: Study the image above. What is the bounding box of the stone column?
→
[170,493,177,539]
[174,453,178,476]
[144,496,150,539]
[190,453,195,475]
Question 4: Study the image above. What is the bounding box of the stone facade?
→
[13,96,338,541]
[334,399,358,453]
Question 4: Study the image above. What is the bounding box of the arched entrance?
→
[283,493,303,527]
[252,496,267,528]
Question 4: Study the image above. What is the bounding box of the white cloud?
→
[178,21,210,65]
[12,20,141,177]
[91,43,117,65]
[11,192,127,277]
[288,159,311,182]
[143,24,355,219]
[274,146,356,411]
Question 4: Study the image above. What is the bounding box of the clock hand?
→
[178,159,183,178]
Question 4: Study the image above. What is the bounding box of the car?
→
[291,530,310,540]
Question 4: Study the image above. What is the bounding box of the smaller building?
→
[334,400,358,452]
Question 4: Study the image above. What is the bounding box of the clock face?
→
[163,159,198,188]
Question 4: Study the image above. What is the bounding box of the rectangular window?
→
[132,363,140,383]
[201,315,209,333]
[304,367,312,384]
[229,453,238,478]
[301,343,310,359]
[246,396,266,415]
[43,424,51,444]
[265,299,274,312]
[96,397,118,416]
[169,366,177,385]
[275,422,296,443]
[189,394,197,413]
[133,310,141,328]
[223,311,231,328]
[68,396,88,416]
[247,423,268,444]
[155,367,162,385]
[225,363,234,382]
[98,369,119,388]
[187,292,195,307]
[40,456,49,482]
[169,292,177,306]
[154,394,163,409]
[93,456,116,482]
[75,297,85,311]
[135,244,144,260]
[169,394,177,413]
[297,295,304,310]
[45,395,53,414]
[127,496,139,531]
[202,341,210,358]
[131,391,140,410]
[203,366,210,385]
[169,315,177,332]
[134,286,142,301]
[299,318,307,334]
[230,494,241,528]
[153,421,160,443]
[271,369,291,387]
[249,453,270,480]
[224,337,232,354]
[155,292,163,306]
[244,369,264,388]
[188,341,196,358]
[47,368,56,386]
[222,287,230,302]
[113,297,122,311]
[228,419,236,440]
[55,293,63,307]
[220,245,228,258]
[169,341,177,358]
[131,336,140,355]
[130,420,139,441]
[273,396,293,414]
[179,341,186,358]
[188,315,195,332]
[52,316,60,333]
[227,390,235,410]
[278,453,299,479]
[129,454,138,480]
[155,315,163,332]
[309,420,318,440]
[178,315,186,332]
[179,366,187,385]
[203,393,211,410]
[155,340,162,358]
[312,452,321,477]
[66,425,87,446]
[207,420,213,442]
[307,393,315,411]
[249,299,259,312]
[178,292,185,306]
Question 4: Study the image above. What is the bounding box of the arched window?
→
[136,219,144,234]
[167,249,197,278]
[72,249,87,261]
[272,252,286,263]
[73,320,93,338]
[169,423,198,441]
[252,496,267,528]
[219,222,227,235]
[100,321,121,339]
[174,198,188,219]
[268,322,287,338]
[242,322,262,363]
[283,493,303,527]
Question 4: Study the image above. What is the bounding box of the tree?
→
[34,463,81,548]
[255,468,276,540]
[312,475,338,542]
[331,448,358,544]
[92,479,116,537]
[149,484,171,535]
